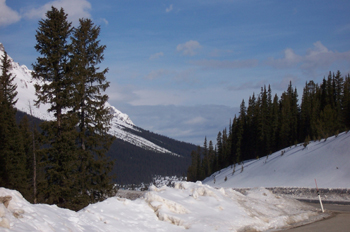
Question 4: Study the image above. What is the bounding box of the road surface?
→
[281,203,350,232]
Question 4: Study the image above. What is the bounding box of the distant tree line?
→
[0,7,115,211]
[188,71,350,181]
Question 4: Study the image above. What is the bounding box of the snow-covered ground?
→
[203,132,350,189]
[0,183,327,231]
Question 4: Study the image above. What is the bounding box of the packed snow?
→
[0,182,326,231]
[0,43,178,156]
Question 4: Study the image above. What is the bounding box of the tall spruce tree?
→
[70,18,115,205]
[32,7,80,209]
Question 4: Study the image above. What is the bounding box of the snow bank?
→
[0,182,327,232]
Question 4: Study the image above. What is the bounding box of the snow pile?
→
[0,43,178,155]
[203,131,350,189]
[0,182,326,232]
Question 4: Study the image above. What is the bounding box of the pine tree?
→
[343,75,350,129]
[202,137,210,176]
[187,149,201,181]
[32,7,79,209]
[18,115,42,203]
[0,50,27,193]
[208,140,215,175]
[32,7,74,134]
[246,94,258,158]
[271,94,279,151]
[221,128,229,167]
[334,71,344,131]
[216,131,224,169]
[257,86,271,156]
[70,18,115,206]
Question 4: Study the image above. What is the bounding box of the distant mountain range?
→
[1,42,196,184]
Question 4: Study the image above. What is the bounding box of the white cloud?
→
[166,4,173,13]
[300,41,350,72]
[0,0,21,27]
[23,0,91,25]
[149,52,164,60]
[101,18,108,25]
[266,48,302,68]
[177,40,202,56]
[267,41,350,74]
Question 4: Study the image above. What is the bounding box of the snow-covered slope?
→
[0,43,178,156]
[0,182,326,231]
[203,131,350,188]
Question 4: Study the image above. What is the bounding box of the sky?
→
[1,0,350,145]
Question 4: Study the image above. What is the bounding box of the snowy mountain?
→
[0,42,179,156]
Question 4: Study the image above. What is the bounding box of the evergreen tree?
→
[279,82,299,148]
[257,86,271,155]
[32,6,80,209]
[202,137,210,176]
[221,128,229,167]
[334,71,344,130]
[187,149,201,181]
[230,116,238,165]
[208,140,215,175]
[246,94,258,158]
[343,75,350,129]
[32,7,74,134]
[18,115,42,203]
[216,131,223,169]
[70,18,115,205]
[0,50,27,193]
[270,94,279,151]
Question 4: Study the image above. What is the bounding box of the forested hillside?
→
[188,71,350,181]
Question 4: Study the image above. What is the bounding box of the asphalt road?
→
[281,202,350,232]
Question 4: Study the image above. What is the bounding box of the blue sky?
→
[1,0,350,145]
